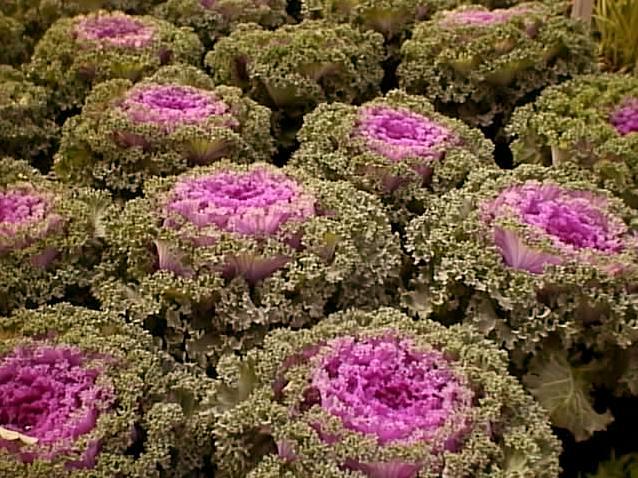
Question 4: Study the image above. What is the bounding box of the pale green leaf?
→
[524,350,613,441]
[0,426,38,445]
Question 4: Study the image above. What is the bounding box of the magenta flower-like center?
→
[610,98,638,136]
[0,187,62,247]
[200,0,217,7]
[440,7,527,26]
[120,84,233,130]
[0,190,49,228]
[483,182,628,254]
[357,106,453,162]
[0,345,113,464]
[311,335,473,445]
[166,168,316,236]
[74,13,155,48]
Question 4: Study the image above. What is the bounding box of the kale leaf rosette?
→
[205,21,384,146]
[0,67,58,166]
[26,10,203,112]
[0,303,215,477]
[97,161,402,370]
[0,158,114,315]
[154,0,288,48]
[55,65,274,194]
[299,0,567,49]
[405,164,638,440]
[509,73,638,209]
[291,89,495,223]
[398,2,595,127]
[212,307,561,478]
[0,0,164,47]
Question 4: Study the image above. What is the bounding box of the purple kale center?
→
[484,182,626,254]
[0,345,113,466]
[165,168,316,236]
[356,106,452,162]
[74,13,155,48]
[610,98,638,136]
[119,84,233,130]
[311,335,473,445]
[440,6,530,26]
[0,190,49,227]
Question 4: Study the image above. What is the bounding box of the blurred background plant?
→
[594,0,638,72]
[584,451,638,477]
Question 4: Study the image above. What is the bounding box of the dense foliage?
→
[0,67,58,165]
[154,0,289,48]
[1,0,637,475]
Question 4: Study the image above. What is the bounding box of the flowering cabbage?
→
[212,307,561,477]
[0,67,58,165]
[405,164,638,440]
[291,89,494,223]
[300,0,568,51]
[0,157,114,315]
[205,21,384,146]
[55,65,274,193]
[0,303,215,477]
[154,0,288,48]
[0,12,27,65]
[0,0,163,47]
[97,161,402,370]
[508,73,638,209]
[25,10,203,111]
[398,2,595,127]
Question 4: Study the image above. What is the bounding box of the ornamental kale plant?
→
[0,158,114,315]
[0,67,58,166]
[154,0,289,48]
[291,89,494,223]
[212,307,561,478]
[26,10,203,112]
[56,65,274,194]
[0,303,215,477]
[205,21,384,146]
[0,0,164,46]
[300,0,438,56]
[508,73,638,209]
[98,161,402,370]
[405,164,638,440]
[398,2,596,128]
[299,0,565,47]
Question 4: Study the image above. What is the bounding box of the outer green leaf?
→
[524,350,613,441]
